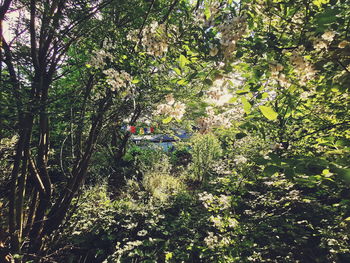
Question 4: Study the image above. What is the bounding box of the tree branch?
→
[160,0,180,24]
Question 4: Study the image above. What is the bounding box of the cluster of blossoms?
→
[103,68,132,92]
[114,240,143,258]
[196,107,229,133]
[197,76,245,132]
[128,21,169,57]
[198,192,231,211]
[89,39,115,68]
[289,48,317,85]
[313,30,336,51]
[269,62,291,88]
[204,232,219,249]
[204,232,233,250]
[209,215,238,229]
[216,16,248,59]
[300,90,314,100]
[233,155,248,165]
[193,1,221,27]
[155,93,186,120]
[197,103,244,133]
[90,49,113,68]
[270,63,284,79]
[211,160,232,176]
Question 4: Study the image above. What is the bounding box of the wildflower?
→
[155,95,186,120]
[90,49,113,68]
[234,155,247,165]
[103,69,132,92]
[313,39,328,51]
[321,31,336,42]
[137,230,148,236]
[217,16,248,59]
[204,232,219,249]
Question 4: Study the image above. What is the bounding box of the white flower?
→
[314,39,328,51]
[206,80,233,106]
[171,102,186,120]
[132,22,171,57]
[270,63,284,77]
[321,31,336,42]
[137,230,148,236]
[155,96,186,120]
[90,49,113,68]
[219,194,231,209]
[217,16,248,59]
[228,218,238,228]
[234,155,247,165]
[289,50,317,84]
[103,68,132,92]
[300,91,311,99]
[210,215,223,228]
[271,143,283,150]
[204,232,219,249]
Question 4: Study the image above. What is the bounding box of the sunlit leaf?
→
[162,117,173,124]
[179,54,190,69]
[259,106,278,120]
[174,67,182,75]
[241,97,251,114]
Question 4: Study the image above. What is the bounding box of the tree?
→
[0,0,233,261]
[1,0,349,261]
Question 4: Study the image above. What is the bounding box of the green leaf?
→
[263,165,280,176]
[259,106,278,120]
[241,97,251,114]
[284,168,295,178]
[203,78,213,86]
[236,89,250,95]
[179,54,189,69]
[336,139,350,146]
[162,116,173,124]
[235,132,247,139]
[204,6,211,20]
[132,78,140,84]
[314,7,340,26]
[313,0,329,8]
[177,79,188,85]
[165,252,173,260]
[174,67,182,75]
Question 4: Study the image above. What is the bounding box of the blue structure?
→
[131,130,191,151]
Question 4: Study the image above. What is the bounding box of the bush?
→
[142,172,184,202]
[189,133,222,183]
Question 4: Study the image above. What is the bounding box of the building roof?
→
[131,130,191,142]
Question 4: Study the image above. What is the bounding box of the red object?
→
[150,127,154,133]
[130,126,136,134]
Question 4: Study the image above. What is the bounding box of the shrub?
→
[189,133,222,183]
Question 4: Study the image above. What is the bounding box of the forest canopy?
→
[0,0,349,262]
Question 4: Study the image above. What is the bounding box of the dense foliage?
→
[0,0,349,262]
